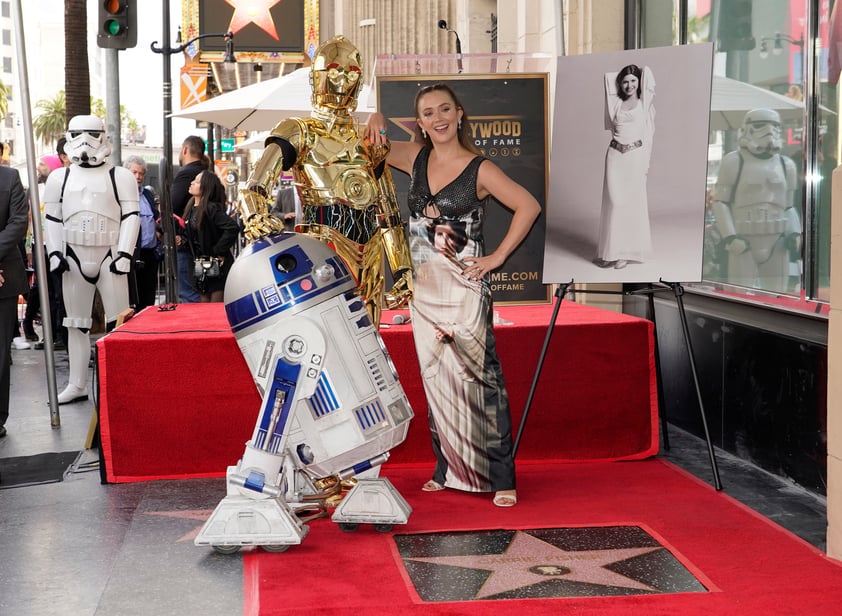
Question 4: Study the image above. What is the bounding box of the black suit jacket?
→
[0,166,30,299]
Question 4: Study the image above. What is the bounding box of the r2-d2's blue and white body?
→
[195,233,413,553]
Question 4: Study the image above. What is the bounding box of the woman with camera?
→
[183,171,239,302]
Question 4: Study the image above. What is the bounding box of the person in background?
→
[30,140,70,350]
[22,154,64,345]
[124,156,161,312]
[56,136,70,168]
[183,171,239,302]
[170,135,208,303]
[366,82,541,507]
[10,240,29,351]
[0,151,32,436]
[0,142,29,352]
[270,182,301,232]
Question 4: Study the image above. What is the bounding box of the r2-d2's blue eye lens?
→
[274,253,297,274]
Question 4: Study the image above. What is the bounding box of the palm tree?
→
[0,79,9,123]
[91,97,106,120]
[126,118,141,144]
[32,91,67,146]
[64,0,90,121]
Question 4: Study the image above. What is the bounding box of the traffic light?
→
[97,0,137,49]
[717,0,755,52]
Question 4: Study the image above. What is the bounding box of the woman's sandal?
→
[422,480,445,492]
[493,490,517,507]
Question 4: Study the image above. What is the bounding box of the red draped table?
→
[97,301,657,483]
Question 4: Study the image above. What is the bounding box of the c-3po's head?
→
[310,35,363,115]
[65,114,111,166]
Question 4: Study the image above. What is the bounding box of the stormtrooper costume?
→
[44,115,140,404]
[713,108,800,293]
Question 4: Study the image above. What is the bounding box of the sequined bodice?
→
[407,148,486,220]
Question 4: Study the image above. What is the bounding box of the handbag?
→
[193,256,221,279]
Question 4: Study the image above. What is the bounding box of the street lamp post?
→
[150,0,235,303]
[758,33,804,59]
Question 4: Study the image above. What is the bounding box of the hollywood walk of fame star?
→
[226,0,282,40]
[144,509,214,543]
[406,530,662,599]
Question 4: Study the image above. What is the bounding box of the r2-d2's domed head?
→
[65,115,111,166]
[310,35,363,115]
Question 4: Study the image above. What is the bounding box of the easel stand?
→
[513,280,722,491]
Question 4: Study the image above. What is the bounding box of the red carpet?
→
[243,459,842,615]
[97,302,657,482]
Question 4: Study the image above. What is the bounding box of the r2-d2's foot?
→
[58,384,89,405]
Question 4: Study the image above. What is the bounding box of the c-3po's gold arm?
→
[237,141,290,243]
[376,165,413,309]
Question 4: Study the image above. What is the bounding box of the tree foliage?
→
[32,91,67,145]
[0,80,9,123]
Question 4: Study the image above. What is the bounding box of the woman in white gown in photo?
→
[594,64,656,270]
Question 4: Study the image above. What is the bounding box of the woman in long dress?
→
[366,83,540,507]
[594,64,656,269]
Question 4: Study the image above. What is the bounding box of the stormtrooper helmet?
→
[739,108,783,156]
[310,35,363,114]
[65,115,111,166]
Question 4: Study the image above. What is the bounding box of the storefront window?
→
[637,0,835,310]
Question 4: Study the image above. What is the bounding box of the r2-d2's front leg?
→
[194,320,327,554]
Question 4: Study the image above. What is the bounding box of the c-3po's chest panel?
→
[295,123,383,209]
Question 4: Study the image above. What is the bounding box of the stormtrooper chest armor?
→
[61,168,122,246]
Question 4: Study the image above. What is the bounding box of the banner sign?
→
[377,74,550,304]
[180,63,209,109]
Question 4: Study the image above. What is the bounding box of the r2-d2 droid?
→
[195,233,413,553]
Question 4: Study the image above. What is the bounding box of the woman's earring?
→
[458,119,462,130]
[422,128,427,139]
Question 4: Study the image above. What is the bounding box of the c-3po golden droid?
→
[237,34,412,325]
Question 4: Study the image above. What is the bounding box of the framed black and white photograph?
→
[543,44,714,284]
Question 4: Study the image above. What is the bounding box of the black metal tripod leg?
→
[513,281,572,457]
[670,282,722,490]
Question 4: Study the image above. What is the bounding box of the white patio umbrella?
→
[235,131,270,149]
[710,75,807,130]
[171,67,375,131]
